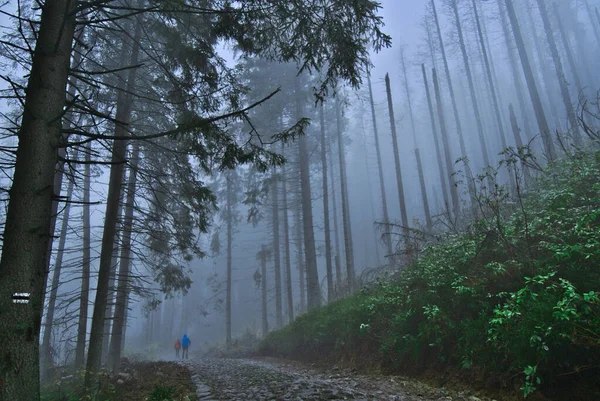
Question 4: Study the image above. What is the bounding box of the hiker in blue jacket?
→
[181,334,191,359]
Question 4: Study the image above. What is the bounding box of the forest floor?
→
[181,356,504,401]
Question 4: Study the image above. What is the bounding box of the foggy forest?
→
[1,0,600,400]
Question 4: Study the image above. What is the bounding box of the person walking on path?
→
[174,338,181,358]
[181,334,191,359]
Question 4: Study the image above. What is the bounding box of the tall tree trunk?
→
[101,228,122,366]
[260,245,269,336]
[319,105,334,302]
[432,68,461,219]
[334,97,356,292]
[85,21,142,388]
[225,172,233,347]
[271,167,283,327]
[509,103,531,186]
[281,143,294,322]
[40,146,78,381]
[295,78,321,309]
[294,179,306,313]
[384,74,410,239]
[534,0,582,145]
[472,0,516,191]
[367,75,393,257]
[422,64,451,214]
[400,48,432,232]
[496,0,535,144]
[504,0,556,161]
[584,0,600,49]
[328,135,343,292]
[0,0,77,397]
[75,142,92,369]
[431,0,468,159]
[552,2,583,99]
[108,142,140,372]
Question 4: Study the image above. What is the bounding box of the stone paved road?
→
[181,357,498,401]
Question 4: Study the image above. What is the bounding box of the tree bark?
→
[334,97,356,292]
[281,143,294,322]
[504,0,556,161]
[432,68,461,219]
[108,142,140,372]
[260,245,269,336]
[367,76,393,257]
[328,133,343,293]
[40,146,79,381]
[384,74,410,238]
[271,166,283,327]
[294,176,306,313]
[85,21,142,388]
[101,225,122,366]
[295,78,321,309]
[552,2,583,100]
[319,105,334,302]
[225,172,233,347]
[534,0,582,145]
[422,64,451,215]
[400,49,432,232]
[75,141,92,369]
[0,0,77,397]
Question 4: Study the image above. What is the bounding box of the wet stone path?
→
[181,357,497,401]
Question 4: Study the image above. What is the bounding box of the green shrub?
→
[148,384,176,401]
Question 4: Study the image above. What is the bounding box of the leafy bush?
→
[148,384,176,401]
[260,150,600,398]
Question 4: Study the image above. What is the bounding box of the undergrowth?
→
[260,149,600,399]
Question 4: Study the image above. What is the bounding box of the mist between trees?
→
[0,0,599,399]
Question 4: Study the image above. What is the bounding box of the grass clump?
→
[260,150,600,398]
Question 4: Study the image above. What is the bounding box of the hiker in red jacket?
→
[174,338,181,358]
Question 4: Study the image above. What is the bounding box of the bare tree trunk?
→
[108,142,140,372]
[552,3,583,99]
[432,68,461,219]
[497,0,535,144]
[509,103,531,186]
[295,78,321,309]
[367,75,393,257]
[584,0,600,48]
[75,142,92,369]
[281,143,294,322]
[335,97,356,292]
[400,49,432,232]
[534,0,581,145]
[271,166,283,327]
[328,136,343,292]
[319,105,334,302]
[101,226,122,366]
[260,245,269,336]
[0,0,77,396]
[431,0,468,159]
[504,0,556,161]
[384,74,410,241]
[422,64,451,215]
[40,146,78,380]
[294,179,306,313]
[225,172,233,347]
[85,22,142,388]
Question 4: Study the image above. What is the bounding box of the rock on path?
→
[181,357,497,401]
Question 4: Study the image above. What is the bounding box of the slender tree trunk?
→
[400,49,432,232]
[75,142,92,369]
[294,179,306,313]
[271,167,283,327]
[496,0,535,144]
[101,228,121,366]
[432,68,461,219]
[534,0,581,145]
[0,0,77,397]
[85,22,142,388]
[384,74,410,240]
[367,76,393,257]
[260,245,269,336]
[281,143,294,322]
[509,104,531,186]
[431,0,468,159]
[334,97,356,292]
[504,0,556,160]
[225,173,233,347]
[328,136,343,292]
[422,64,451,214]
[584,0,600,48]
[108,142,140,372]
[552,3,583,99]
[295,78,321,309]
[40,146,78,380]
[319,105,334,302]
